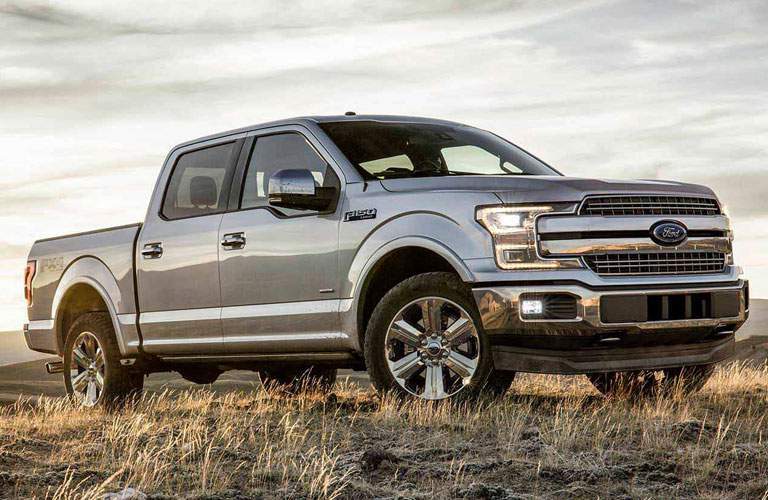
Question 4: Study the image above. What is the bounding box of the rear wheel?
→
[485,370,516,397]
[259,366,337,394]
[365,272,505,401]
[177,367,223,385]
[660,365,715,394]
[588,365,715,398]
[63,313,143,408]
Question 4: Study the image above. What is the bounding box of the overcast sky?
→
[0,0,766,331]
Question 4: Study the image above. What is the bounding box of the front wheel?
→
[588,365,715,398]
[259,366,337,394]
[63,313,144,408]
[364,272,502,401]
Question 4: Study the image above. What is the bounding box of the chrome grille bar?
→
[584,251,726,275]
[580,195,721,216]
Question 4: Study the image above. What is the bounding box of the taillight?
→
[24,261,36,307]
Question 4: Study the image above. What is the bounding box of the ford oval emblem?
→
[651,221,688,246]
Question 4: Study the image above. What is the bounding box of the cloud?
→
[0,0,767,330]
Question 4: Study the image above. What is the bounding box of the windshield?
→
[319,121,559,180]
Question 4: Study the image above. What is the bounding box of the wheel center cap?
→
[426,341,442,356]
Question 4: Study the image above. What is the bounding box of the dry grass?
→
[1,363,767,499]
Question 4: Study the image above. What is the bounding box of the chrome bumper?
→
[23,320,58,354]
[472,280,749,336]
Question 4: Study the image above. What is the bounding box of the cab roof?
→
[172,114,468,152]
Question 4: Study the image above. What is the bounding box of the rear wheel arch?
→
[54,279,126,356]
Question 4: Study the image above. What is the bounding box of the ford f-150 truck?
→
[24,114,750,406]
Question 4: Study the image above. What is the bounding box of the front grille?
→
[580,195,721,216]
[543,295,579,319]
[584,251,726,275]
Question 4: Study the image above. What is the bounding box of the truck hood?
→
[379,175,715,204]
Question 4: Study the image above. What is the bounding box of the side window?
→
[162,142,237,220]
[241,133,335,212]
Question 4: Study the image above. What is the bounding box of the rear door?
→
[218,127,347,353]
[136,137,243,354]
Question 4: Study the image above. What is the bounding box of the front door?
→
[136,139,241,354]
[218,130,345,353]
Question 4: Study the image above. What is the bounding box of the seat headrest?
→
[190,176,217,207]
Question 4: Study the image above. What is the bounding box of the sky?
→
[0,0,766,331]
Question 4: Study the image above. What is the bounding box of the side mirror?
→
[268,169,336,212]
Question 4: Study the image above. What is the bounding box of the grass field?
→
[1,363,767,499]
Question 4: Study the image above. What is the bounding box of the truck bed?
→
[25,223,142,353]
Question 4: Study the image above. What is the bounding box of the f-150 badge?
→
[344,209,377,222]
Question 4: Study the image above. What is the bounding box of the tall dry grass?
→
[0,363,766,499]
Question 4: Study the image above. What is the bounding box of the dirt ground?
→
[1,363,767,499]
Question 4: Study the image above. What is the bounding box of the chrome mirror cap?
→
[268,169,335,211]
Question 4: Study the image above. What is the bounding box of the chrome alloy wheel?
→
[385,297,480,400]
[69,331,105,407]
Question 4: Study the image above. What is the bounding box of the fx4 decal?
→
[344,208,377,222]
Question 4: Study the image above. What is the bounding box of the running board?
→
[45,361,64,374]
[159,352,358,364]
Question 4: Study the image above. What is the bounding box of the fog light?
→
[521,299,544,316]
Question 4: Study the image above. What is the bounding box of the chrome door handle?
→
[141,243,163,259]
[221,233,246,250]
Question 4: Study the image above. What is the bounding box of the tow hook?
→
[45,361,64,374]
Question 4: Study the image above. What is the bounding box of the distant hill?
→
[736,297,767,340]
[734,298,768,363]
[0,331,49,366]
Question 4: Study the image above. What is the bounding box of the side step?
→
[45,361,64,374]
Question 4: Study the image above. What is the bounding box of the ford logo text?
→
[650,221,688,246]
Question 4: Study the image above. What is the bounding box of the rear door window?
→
[162,142,238,220]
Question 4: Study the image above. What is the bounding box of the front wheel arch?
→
[356,244,469,353]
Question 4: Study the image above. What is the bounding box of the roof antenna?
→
[345,111,356,116]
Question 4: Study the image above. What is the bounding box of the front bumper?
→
[473,279,749,374]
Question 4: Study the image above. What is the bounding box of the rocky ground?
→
[1,363,767,499]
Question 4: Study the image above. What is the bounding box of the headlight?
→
[476,205,581,270]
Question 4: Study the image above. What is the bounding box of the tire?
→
[177,367,223,385]
[660,365,715,394]
[259,366,337,394]
[588,365,715,398]
[485,370,516,397]
[587,371,658,398]
[63,312,144,408]
[364,272,500,401]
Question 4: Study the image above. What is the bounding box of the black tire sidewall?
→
[63,312,141,406]
[364,272,494,401]
[260,366,338,393]
[588,365,715,397]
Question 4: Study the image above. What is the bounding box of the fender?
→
[353,236,474,298]
[344,210,484,300]
[341,212,483,350]
[51,257,132,356]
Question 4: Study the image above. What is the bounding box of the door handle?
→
[141,243,163,259]
[221,232,246,250]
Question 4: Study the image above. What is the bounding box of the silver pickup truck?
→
[24,114,749,406]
